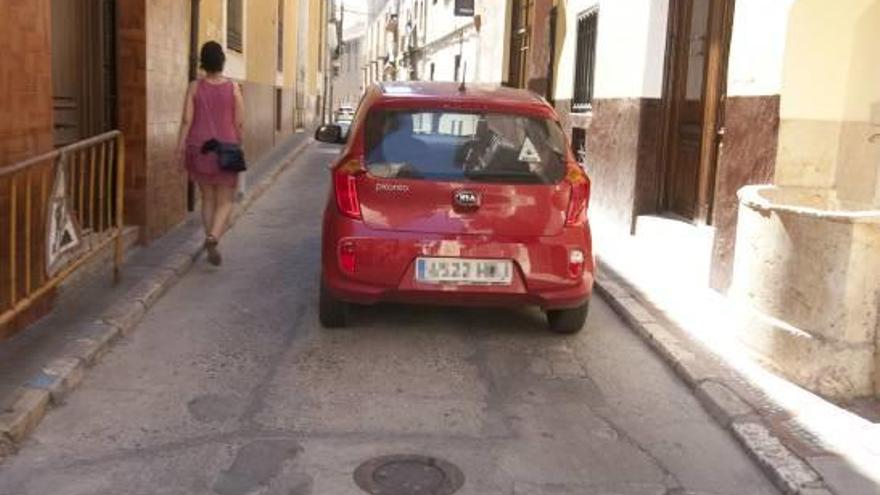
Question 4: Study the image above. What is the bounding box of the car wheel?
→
[546,301,589,334]
[319,281,348,328]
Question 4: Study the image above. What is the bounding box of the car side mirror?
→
[315,124,345,144]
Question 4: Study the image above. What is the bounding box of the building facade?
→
[198,0,327,166]
[0,0,328,337]
[331,13,367,111]
[361,0,508,87]
[329,0,880,398]
[536,0,879,399]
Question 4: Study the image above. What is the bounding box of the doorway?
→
[51,0,117,148]
[659,0,734,223]
[507,0,533,89]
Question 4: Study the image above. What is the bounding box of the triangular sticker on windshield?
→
[518,137,541,163]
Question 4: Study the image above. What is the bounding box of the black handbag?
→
[199,83,247,173]
[201,138,247,172]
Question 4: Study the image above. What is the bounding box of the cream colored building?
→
[346,0,880,399]
[333,20,367,111]
[198,0,329,156]
[543,0,880,399]
[362,0,507,85]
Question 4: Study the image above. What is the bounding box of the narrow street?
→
[0,143,778,495]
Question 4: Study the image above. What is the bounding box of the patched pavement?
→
[0,143,779,495]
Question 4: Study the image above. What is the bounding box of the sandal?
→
[205,236,222,266]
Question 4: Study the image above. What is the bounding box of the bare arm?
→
[233,83,245,143]
[176,81,198,154]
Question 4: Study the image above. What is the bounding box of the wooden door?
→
[51,0,85,147]
[507,0,533,88]
[661,0,732,223]
[51,0,116,147]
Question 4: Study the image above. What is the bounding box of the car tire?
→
[546,302,589,334]
[319,282,348,328]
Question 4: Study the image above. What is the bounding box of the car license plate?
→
[415,258,513,285]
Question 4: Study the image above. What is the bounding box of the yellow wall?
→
[306,0,323,95]
[198,0,293,86]
[776,0,880,205]
[245,0,278,85]
[843,1,880,123]
[199,0,223,45]
[779,0,878,122]
[283,0,299,87]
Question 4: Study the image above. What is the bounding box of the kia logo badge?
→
[454,190,480,208]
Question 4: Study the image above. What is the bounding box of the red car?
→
[315,82,594,333]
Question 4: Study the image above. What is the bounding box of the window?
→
[429,62,435,81]
[364,110,568,185]
[573,9,598,112]
[277,0,284,71]
[275,89,283,131]
[454,55,461,82]
[227,0,243,53]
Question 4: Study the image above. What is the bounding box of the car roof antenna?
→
[459,62,467,92]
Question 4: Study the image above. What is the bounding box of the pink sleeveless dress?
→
[185,79,240,188]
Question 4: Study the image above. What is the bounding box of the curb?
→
[0,137,313,462]
[594,266,835,495]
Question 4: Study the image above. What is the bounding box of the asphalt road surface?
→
[0,143,780,495]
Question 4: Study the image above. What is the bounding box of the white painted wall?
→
[390,0,507,84]
[335,36,366,108]
[725,0,794,97]
[474,0,507,84]
[553,0,599,101]
[555,0,668,101]
[592,0,669,99]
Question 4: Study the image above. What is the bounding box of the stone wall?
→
[241,81,278,175]
[118,0,193,242]
[117,0,149,233]
[0,0,55,338]
[145,0,190,240]
[584,98,662,232]
[709,95,779,291]
[0,0,54,168]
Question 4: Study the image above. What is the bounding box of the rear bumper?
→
[322,209,594,311]
[326,274,593,310]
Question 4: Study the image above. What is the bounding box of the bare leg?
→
[199,183,216,236]
[210,185,236,240]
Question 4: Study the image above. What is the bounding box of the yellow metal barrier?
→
[0,131,126,330]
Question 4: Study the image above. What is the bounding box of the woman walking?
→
[176,41,245,266]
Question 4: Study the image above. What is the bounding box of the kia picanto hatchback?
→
[315,82,594,333]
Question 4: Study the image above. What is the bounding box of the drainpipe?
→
[187,0,201,212]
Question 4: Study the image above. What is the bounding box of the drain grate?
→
[354,454,465,495]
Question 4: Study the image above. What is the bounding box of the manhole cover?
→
[354,454,465,495]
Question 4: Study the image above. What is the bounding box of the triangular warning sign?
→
[46,160,83,277]
[518,137,541,163]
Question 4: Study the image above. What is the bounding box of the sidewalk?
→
[0,132,313,457]
[593,216,880,495]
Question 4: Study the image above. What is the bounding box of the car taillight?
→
[339,240,356,273]
[334,159,364,219]
[569,249,585,277]
[564,161,591,227]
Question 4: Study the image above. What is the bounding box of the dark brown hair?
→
[199,41,225,73]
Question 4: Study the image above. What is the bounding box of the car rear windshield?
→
[364,109,568,184]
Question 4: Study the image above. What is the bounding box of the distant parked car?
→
[333,109,353,138]
[314,82,594,333]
